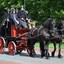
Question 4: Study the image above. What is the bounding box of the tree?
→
[0,0,23,22]
[26,0,64,25]
[0,0,64,25]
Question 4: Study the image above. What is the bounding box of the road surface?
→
[0,48,64,64]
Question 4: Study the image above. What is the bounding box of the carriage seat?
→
[10,20,29,37]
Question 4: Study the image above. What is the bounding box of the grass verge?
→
[34,42,64,49]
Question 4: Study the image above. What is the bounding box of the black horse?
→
[57,20,64,38]
[43,18,63,58]
[27,26,50,59]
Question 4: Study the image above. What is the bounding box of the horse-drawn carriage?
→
[0,13,63,59]
[0,12,50,58]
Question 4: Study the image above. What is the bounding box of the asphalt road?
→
[0,48,64,64]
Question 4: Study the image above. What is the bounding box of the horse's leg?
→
[28,39,36,57]
[40,40,45,58]
[27,41,32,56]
[27,45,35,57]
[51,40,56,57]
[27,39,34,57]
[31,42,36,57]
[45,41,49,59]
[58,41,63,58]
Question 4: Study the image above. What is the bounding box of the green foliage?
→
[35,43,64,49]
[0,0,64,24]
[26,0,64,25]
[0,0,22,9]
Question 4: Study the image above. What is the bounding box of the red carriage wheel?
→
[8,41,16,55]
[0,37,5,54]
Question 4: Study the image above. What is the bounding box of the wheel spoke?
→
[8,41,16,55]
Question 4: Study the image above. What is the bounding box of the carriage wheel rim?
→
[8,41,16,55]
[0,37,5,54]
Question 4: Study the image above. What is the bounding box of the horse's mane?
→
[57,20,64,29]
[29,25,44,35]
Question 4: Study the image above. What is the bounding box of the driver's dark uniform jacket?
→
[17,10,28,28]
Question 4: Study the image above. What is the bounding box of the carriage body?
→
[0,20,29,55]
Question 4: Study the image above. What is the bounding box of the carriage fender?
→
[0,37,6,47]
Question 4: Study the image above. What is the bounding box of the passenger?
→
[6,9,10,21]
[2,9,10,25]
[10,8,19,27]
[17,5,28,28]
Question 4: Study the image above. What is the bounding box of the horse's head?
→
[60,20,64,37]
[44,18,56,30]
[48,18,56,29]
[61,20,64,28]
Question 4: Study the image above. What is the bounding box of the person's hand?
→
[2,23,5,25]
[21,18,24,21]
[16,21,19,24]
[7,18,9,21]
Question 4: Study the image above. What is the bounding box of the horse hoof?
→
[51,52,54,57]
[41,53,45,58]
[32,55,36,58]
[30,52,36,58]
[41,56,44,58]
[46,57,48,59]
[46,56,49,59]
[32,52,36,57]
[29,53,34,57]
[46,53,50,59]
[41,55,45,58]
[30,54,33,57]
[58,54,63,58]
[48,53,50,57]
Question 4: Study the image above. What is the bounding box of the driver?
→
[17,5,28,29]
